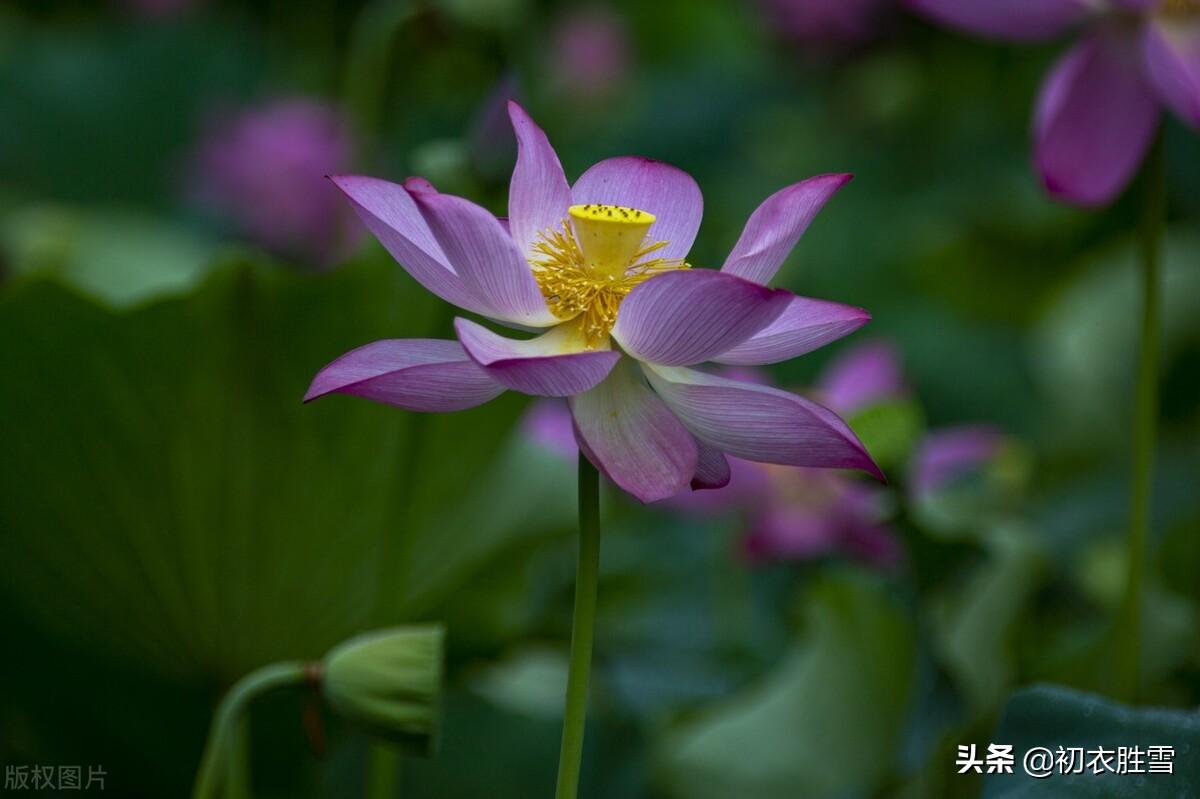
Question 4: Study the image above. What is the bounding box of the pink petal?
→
[642,364,883,480]
[720,174,852,286]
[905,0,1090,41]
[413,191,559,327]
[507,102,573,261]
[454,318,620,397]
[330,175,478,310]
[570,359,698,503]
[692,441,732,491]
[613,270,791,367]
[712,295,871,366]
[1034,30,1161,207]
[1143,18,1200,128]
[570,156,702,262]
[304,338,505,411]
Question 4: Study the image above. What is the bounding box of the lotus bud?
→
[322,625,445,754]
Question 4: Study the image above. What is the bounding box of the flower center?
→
[529,204,689,347]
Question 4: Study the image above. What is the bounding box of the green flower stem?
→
[554,454,602,799]
[193,661,308,799]
[1117,129,1166,703]
[366,743,401,799]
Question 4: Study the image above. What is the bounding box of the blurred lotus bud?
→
[322,625,445,753]
[909,426,1006,501]
[189,98,359,268]
[547,7,632,101]
[817,340,908,417]
[759,0,893,50]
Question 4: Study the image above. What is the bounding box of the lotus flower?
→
[191,98,358,266]
[305,102,880,503]
[907,0,1200,206]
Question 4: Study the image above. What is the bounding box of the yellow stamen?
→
[529,204,689,348]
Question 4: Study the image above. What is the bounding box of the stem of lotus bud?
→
[1115,128,1165,704]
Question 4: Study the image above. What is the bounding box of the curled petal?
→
[304,339,505,411]
[454,318,620,397]
[508,102,573,260]
[692,440,732,491]
[721,174,852,286]
[1143,18,1200,128]
[713,295,871,366]
[570,156,702,262]
[330,176,479,311]
[613,270,791,367]
[570,359,698,502]
[413,191,559,327]
[1035,31,1161,207]
[905,0,1090,41]
[403,176,438,194]
[643,364,883,480]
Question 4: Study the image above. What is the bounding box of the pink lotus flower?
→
[907,0,1200,206]
[191,99,358,266]
[305,102,881,502]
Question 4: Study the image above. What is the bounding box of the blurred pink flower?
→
[521,398,578,460]
[191,98,359,266]
[908,425,1006,502]
[815,339,908,415]
[740,465,900,567]
[907,0,1200,206]
[548,8,632,98]
[760,0,895,48]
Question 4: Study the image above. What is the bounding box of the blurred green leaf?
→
[1031,231,1200,444]
[657,572,916,799]
[2,205,220,308]
[848,398,925,472]
[0,256,529,684]
[933,523,1044,717]
[984,684,1200,798]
